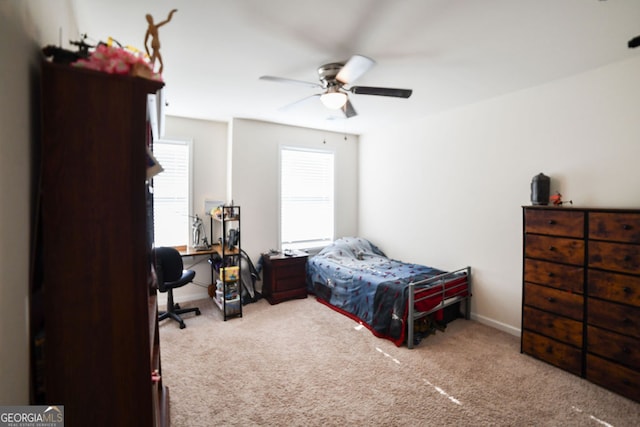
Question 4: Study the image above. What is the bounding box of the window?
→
[152,139,192,247]
[280,147,334,250]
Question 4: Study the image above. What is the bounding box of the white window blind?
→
[152,140,191,247]
[280,147,334,249]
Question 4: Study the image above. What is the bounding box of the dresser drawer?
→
[525,235,584,265]
[586,354,640,403]
[589,212,640,244]
[588,241,640,275]
[271,260,306,279]
[523,306,582,347]
[524,209,584,238]
[524,283,583,321]
[522,331,582,376]
[588,298,640,337]
[272,276,305,293]
[524,259,583,293]
[588,325,640,371]
[587,270,640,308]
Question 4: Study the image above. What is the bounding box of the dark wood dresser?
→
[522,206,640,402]
[262,251,308,304]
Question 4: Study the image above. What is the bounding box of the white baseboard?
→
[470,313,521,337]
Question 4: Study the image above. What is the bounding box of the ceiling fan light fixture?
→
[320,91,347,109]
[260,54,412,119]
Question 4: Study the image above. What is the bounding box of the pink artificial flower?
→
[72,44,161,81]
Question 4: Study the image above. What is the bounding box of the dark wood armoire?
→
[31,61,169,426]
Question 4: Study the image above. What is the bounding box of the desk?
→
[177,246,218,257]
[176,243,228,257]
[175,245,220,293]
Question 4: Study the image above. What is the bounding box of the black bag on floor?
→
[240,249,261,305]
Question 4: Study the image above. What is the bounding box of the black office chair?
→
[153,246,201,329]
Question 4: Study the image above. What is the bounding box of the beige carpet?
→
[159,297,640,426]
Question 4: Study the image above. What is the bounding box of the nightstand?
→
[262,251,308,304]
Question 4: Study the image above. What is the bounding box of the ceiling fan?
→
[259,54,412,118]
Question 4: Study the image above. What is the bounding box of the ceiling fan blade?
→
[260,75,322,89]
[342,99,357,118]
[279,93,321,111]
[336,54,376,85]
[349,86,412,98]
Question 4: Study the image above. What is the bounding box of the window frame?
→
[151,138,194,247]
[278,145,336,251]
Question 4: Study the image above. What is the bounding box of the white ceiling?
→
[70,0,640,135]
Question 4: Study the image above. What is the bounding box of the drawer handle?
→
[547,272,555,277]
[623,379,631,386]
[547,297,556,303]
[623,318,632,324]
[548,246,556,252]
[546,346,553,354]
[622,346,631,354]
[548,220,556,225]
[623,224,631,230]
[624,255,631,262]
[623,286,631,294]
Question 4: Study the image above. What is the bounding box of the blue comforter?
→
[306,237,445,345]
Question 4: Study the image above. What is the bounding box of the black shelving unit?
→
[211,206,242,320]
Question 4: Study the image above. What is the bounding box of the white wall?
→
[359,56,640,335]
[158,115,228,304]
[229,119,359,265]
[157,117,360,304]
[0,0,78,405]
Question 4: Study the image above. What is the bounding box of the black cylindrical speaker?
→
[531,173,550,205]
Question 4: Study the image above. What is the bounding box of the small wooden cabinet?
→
[262,251,308,304]
[522,206,640,403]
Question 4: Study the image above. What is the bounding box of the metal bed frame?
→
[407,266,472,349]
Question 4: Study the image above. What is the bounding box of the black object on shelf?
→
[530,173,550,205]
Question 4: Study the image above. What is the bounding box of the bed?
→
[306,237,471,348]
